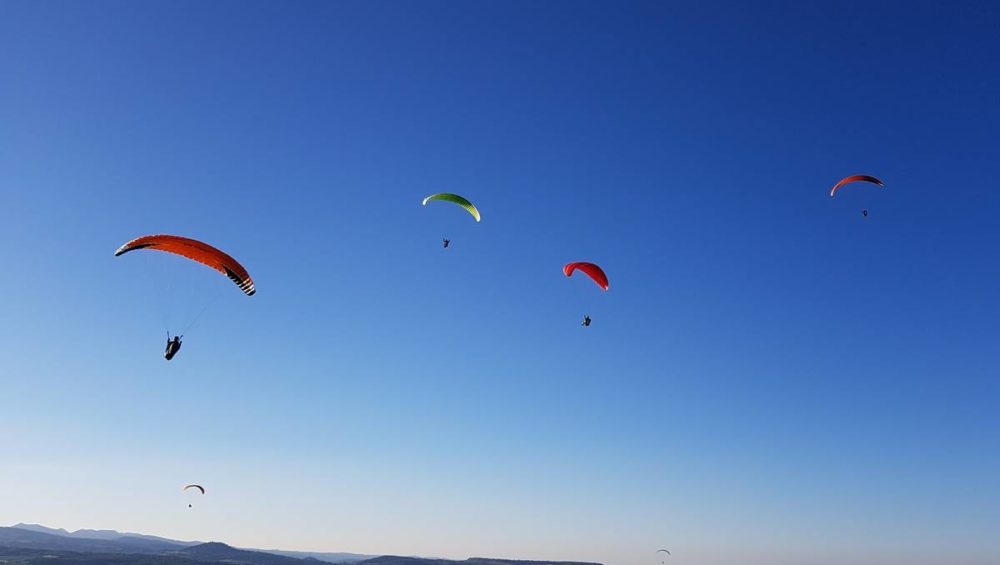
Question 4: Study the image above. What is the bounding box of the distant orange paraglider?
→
[829,175,884,197]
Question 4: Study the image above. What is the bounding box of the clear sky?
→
[1,2,998,565]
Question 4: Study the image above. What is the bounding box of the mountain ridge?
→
[14,524,200,548]
[3,525,602,565]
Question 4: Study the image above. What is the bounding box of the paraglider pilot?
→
[165,333,182,361]
[443,238,450,248]
[582,315,591,327]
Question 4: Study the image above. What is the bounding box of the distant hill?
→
[1,531,360,565]
[11,524,72,537]
[2,525,602,565]
[177,543,308,565]
[358,557,453,565]
[0,545,216,565]
[465,559,602,565]
[466,559,603,565]
[254,550,370,563]
[11,524,196,552]
[0,527,164,554]
[360,558,601,565]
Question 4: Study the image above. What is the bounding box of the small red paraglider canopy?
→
[829,175,884,197]
[563,262,609,291]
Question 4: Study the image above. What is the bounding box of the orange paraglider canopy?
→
[829,175,884,197]
[564,262,609,291]
[115,235,255,296]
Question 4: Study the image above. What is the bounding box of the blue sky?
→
[1,2,998,564]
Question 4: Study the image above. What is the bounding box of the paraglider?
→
[422,194,479,248]
[115,235,256,296]
[656,549,671,563]
[564,262,608,325]
[829,175,884,217]
[183,484,205,508]
[829,175,884,197]
[563,262,609,290]
[421,193,481,222]
[164,334,182,361]
[115,235,255,359]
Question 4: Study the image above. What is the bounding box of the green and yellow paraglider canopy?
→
[421,193,481,222]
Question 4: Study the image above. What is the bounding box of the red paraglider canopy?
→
[829,175,884,197]
[563,262,609,290]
